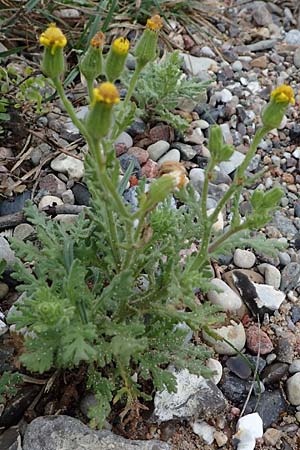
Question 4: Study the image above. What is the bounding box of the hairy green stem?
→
[87,78,94,103]
[208,223,247,255]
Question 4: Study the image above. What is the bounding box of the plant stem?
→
[208,223,247,254]
[87,78,94,103]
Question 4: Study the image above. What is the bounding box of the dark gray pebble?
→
[280,263,300,292]
[262,363,289,385]
[226,356,252,380]
[245,390,287,429]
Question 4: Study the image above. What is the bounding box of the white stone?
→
[234,249,256,269]
[254,283,285,310]
[191,421,215,444]
[292,147,300,159]
[180,53,218,76]
[0,236,16,267]
[207,278,242,312]
[287,373,300,405]
[51,154,84,180]
[220,123,233,145]
[53,214,78,225]
[216,88,233,103]
[257,264,281,289]
[289,359,300,374]
[219,150,245,175]
[202,321,246,355]
[56,8,81,18]
[200,46,216,57]
[0,319,8,336]
[185,127,204,144]
[147,141,170,161]
[189,168,205,192]
[206,358,223,384]
[197,119,210,130]
[207,209,224,232]
[247,81,261,94]
[114,131,133,149]
[38,195,63,211]
[232,61,243,72]
[233,413,263,450]
[158,149,181,165]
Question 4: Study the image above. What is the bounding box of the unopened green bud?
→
[79,32,105,81]
[262,85,295,130]
[39,23,67,79]
[208,125,234,163]
[105,37,130,82]
[85,82,120,140]
[134,15,163,68]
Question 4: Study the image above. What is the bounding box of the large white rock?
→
[254,283,285,310]
[202,321,246,355]
[233,413,263,450]
[207,278,242,312]
[287,373,300,405]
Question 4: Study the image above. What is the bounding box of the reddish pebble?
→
[127,147,149,164]
[149,124,174,143]
[141,159,159,178]
[246,325,274,355]
[182,34,195,50]
[129,175,139,187]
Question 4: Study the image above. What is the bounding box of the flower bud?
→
[40,23,67,79]
[262,85,295,130]
[105,37,130,82]
[208,125,234,163]
[134,15,163,68]
[79,32,105,81]
[85,82,120,140]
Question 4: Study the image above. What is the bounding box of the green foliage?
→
[124,51,210,131]
[0,371,22,404]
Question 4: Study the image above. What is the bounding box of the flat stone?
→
[207,278,242,312]
[157,149,181,165]
[180,53,218,76]
[61,189,75,205]
[226,355,252,380]
[219,369,252,404]
[252,3,273,26]
[147,141,170,161]
[219,150,245,175]
[257,264,281,289]
[114,131,133,149]
[191,421,215,444]
[246,325,273,355]
[234,249,256,269]
[51,154,84,180]
[23,415,171,450]
[284,29,300,45]
[262,363,289,386]
[172,143,197,160]
[39,174,66,195]
[276,336,294,364]
[270,211,297,238]
[154,368,227,421]
[289,359,300,374]
[280,263,300,292]
[263,428,282,447]
[220,123,233,145]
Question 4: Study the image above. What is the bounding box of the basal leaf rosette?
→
[40,23,67,79]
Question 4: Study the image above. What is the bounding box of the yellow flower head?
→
[271,85,295,105]
[112,37,130,55]
[90,31,105,48]
[39,23,67,55]
[93,82,120,105]
[146,15,163,32]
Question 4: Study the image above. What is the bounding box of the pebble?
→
[0,282,9,300]
[276,336,294,364]
[232,60,243,72]
[246,325,274,355]
[284,29,300,45]
[246,390,287,429]
[173,143,197,160]
[216,88,233,103]
[202,320,246,355]
[289,359,300,374]
[234,249,256,269]
[185,127,204,145]
[180,54,218,76]
[254,283,285,311]
[61,189,75,205]
[263,428,282,446]
[141,159,159,178]
[219,150,245,175]
[38,195,63,211]
[206,358,223,384]
[207,278,242,312]
[157,149,181,165]
[226,355,252,380]
[286,372,300,405]
[219,370,252,403]
[118,154,141,178]
[71,183,90,206]
[233,413,263,450]
[220,123,233,145]
[214,430,228,447]
[0,236,16,267]
[252,3,273,26]
[53,214,78,225]
[39,174,66,195]
[280,262,300,292]
[0,319,8,336]
[257,263,281,289]
[13,223,35,241]
[191,421,215,444]
[51,154,84,180]
[147,141,170,161]
[127,147,149,164]
[261,362,289,385]
[114,131,133,149]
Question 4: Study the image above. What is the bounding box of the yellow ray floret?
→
[271,85,295,105]
[93,82,120,105]
[40,23,67,55]
[91,32,105,48]
[146,15,163,32]
[112,37,130,55]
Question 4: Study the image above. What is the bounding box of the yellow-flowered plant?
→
[10,15,295,431]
